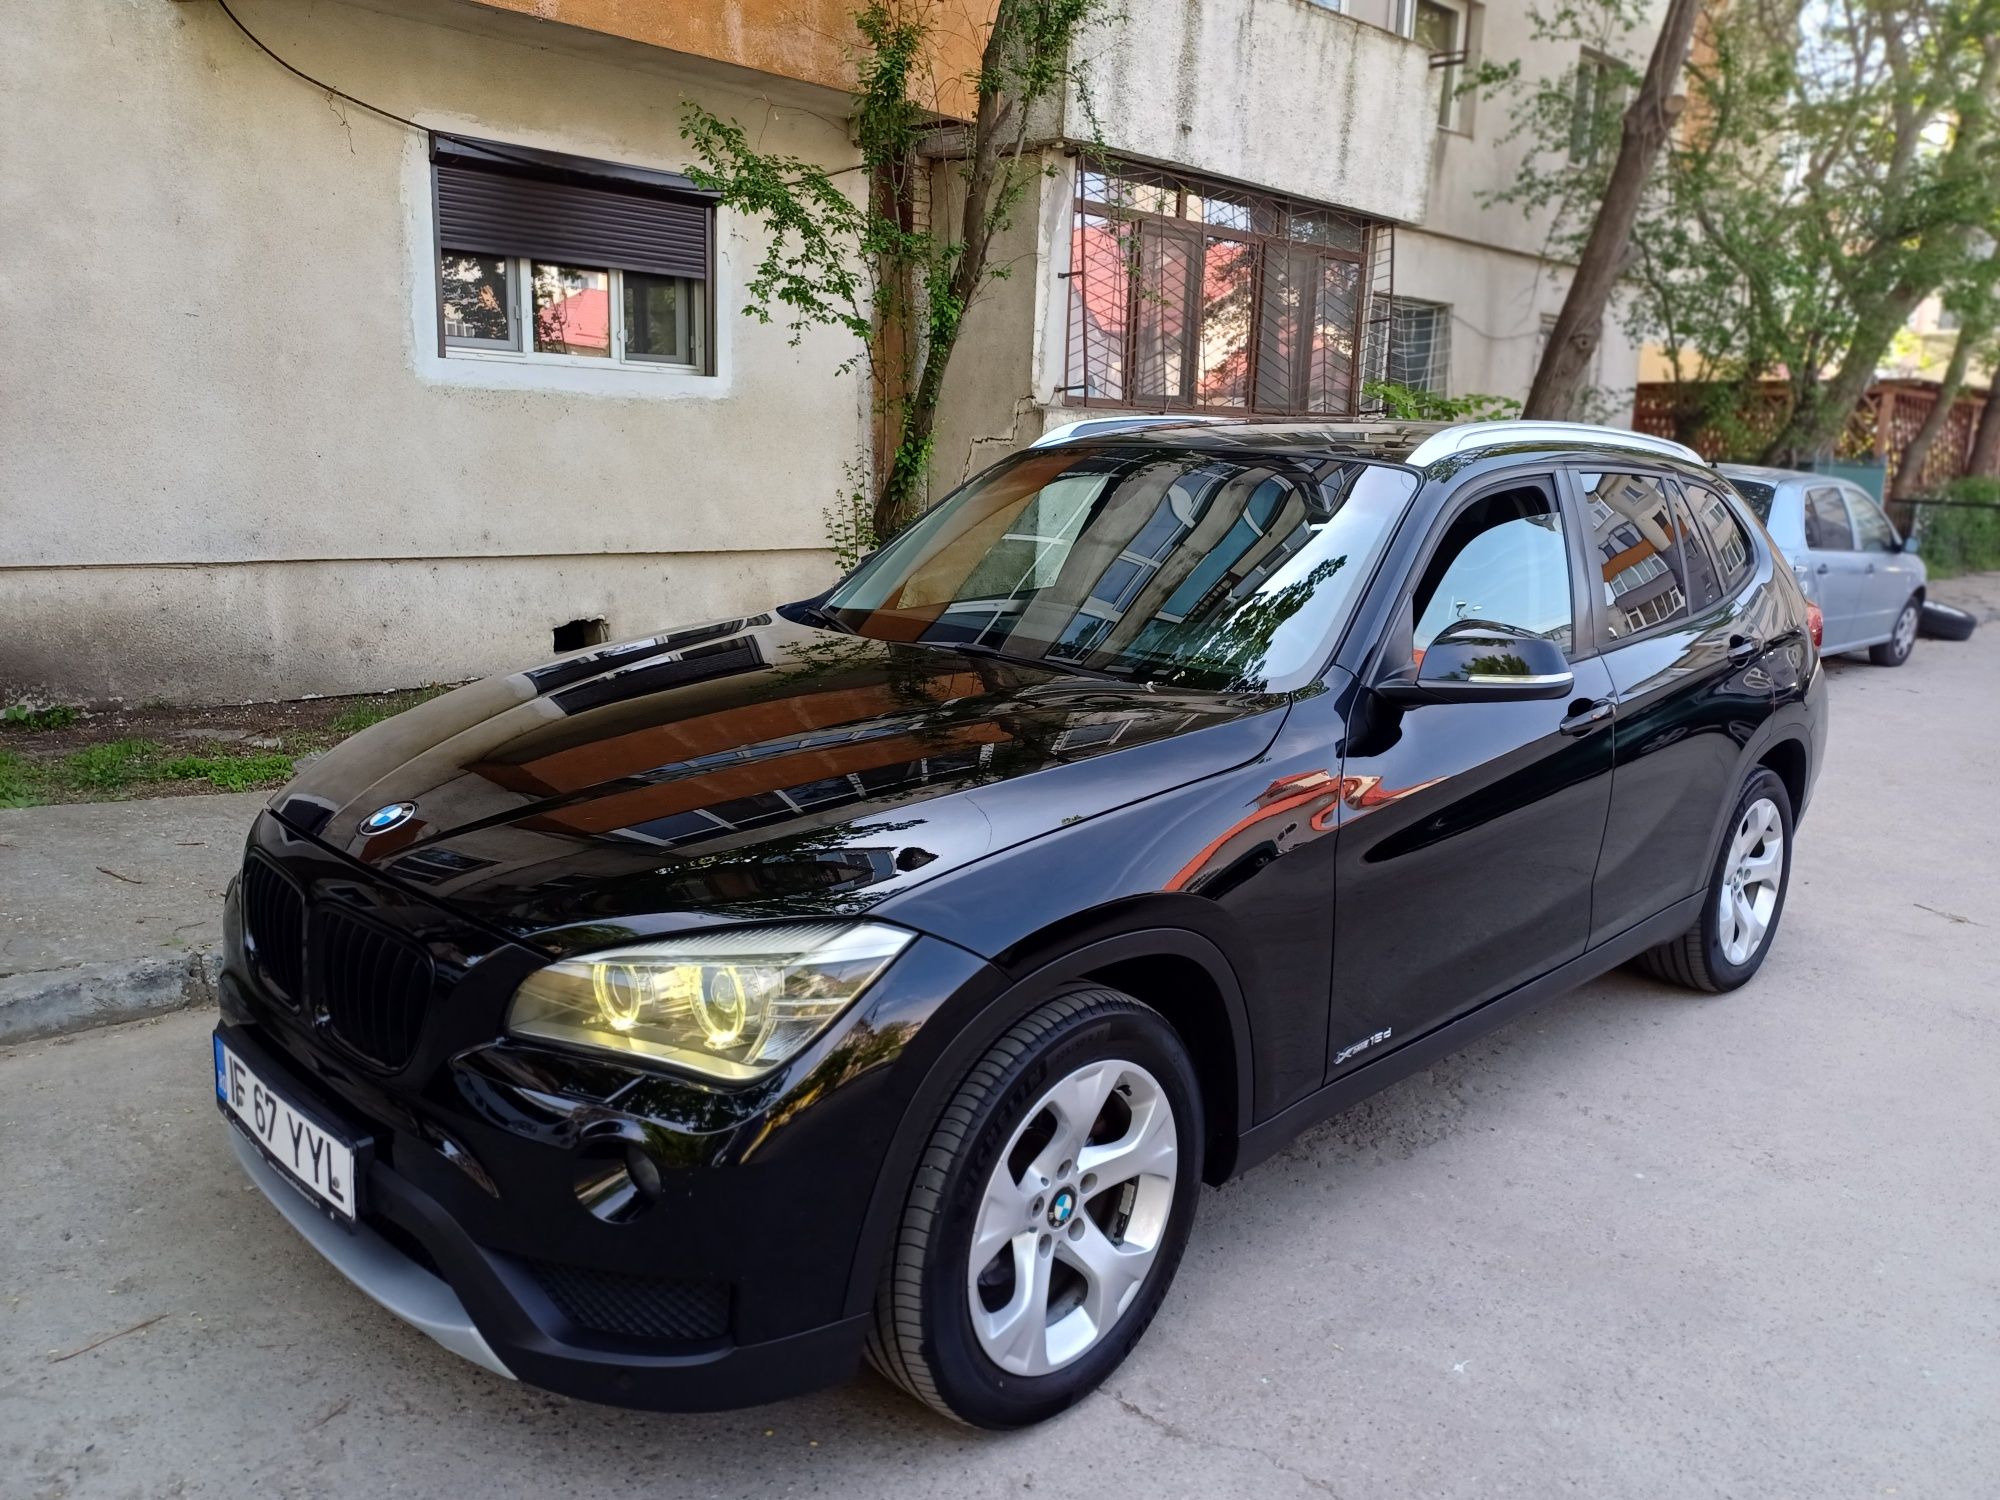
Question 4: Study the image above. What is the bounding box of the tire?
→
[865,986,1204,1428]
[1636,767,1794,993]
[1919,600,1978,641]
[1870,594,1921,665]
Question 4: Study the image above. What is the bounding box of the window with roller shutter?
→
[430,134,717,372]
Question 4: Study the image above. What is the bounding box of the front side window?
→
[433,135,712,373]
[1581,472,1690,640]
[824,448,1419,692]
[1066,163,1389,419]
[1846,491,1900,552]
[1412,484,1574,655]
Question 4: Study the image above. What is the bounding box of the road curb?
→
[0,951,221,1045]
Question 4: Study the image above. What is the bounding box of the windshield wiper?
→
[932,639,1131,683]
[782,600,855,636]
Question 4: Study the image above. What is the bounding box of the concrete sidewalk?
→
[2,570,1994,1047]
[0,792,261,1042]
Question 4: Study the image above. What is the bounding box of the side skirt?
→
[1229,891,1703,1178]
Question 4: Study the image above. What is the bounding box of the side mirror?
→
[1377,629,1575,705]
[1898,533,1921,556]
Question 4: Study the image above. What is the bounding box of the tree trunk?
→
[1970,383,2000,477]
[1522,0,1701,421]
[870,0,1030,539]
[1760,285,1926,465]
[1892,318,1983,497]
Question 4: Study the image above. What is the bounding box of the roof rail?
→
[1405,420,1704,467]
[1029,414,1240,448]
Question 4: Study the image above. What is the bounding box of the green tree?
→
[682,0,1107,546]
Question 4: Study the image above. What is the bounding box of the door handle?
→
[1865,562,1877,573]
[1559,699,1613,735]
[1816,562,1830,574]
[1728,635,1763,664]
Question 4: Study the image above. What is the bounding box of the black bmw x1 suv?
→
[214,418,1825,1427]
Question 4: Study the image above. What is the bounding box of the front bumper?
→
[225,1125,515,1380]
[214,811,1006,1410]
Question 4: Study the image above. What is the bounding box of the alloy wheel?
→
[1718,796,1785,966]
[1893,602,1919,658]
[967,1060,1178,1376]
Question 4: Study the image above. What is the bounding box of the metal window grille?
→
[1385,298,1451,393]
[1065,161,1396,419]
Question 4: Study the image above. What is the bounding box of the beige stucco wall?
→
[1069,0,1436,226]
[1,0,866,704]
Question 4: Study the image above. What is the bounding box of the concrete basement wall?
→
[0,0,867,705]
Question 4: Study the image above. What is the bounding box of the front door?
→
[1803,484,1867,649]
[1841,486,1921,641]
[1585,470,1774,942]
[1328,471,1617,1077]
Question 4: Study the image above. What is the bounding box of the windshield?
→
[824,447,1416,692]
[1730,478,1776,521]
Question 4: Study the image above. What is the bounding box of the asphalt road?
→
[5,617,1998,1499]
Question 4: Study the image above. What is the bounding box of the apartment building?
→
[2,0,1658,705]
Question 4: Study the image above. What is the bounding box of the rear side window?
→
[1580,471,1690,640]
[1682,481,1755,594]
[1730,479,1776,521]
[1804,487,1853,550]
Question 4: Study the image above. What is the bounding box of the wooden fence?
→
[1631,380,1993,495]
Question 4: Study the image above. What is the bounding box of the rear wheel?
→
[866,987,1203,1428]
[1636,767,1793,993]
[1870,595,1920,665]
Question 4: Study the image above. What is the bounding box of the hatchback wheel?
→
[1870,595,1921,665]
[866,987,1203,1428]
[1637,767,1794,992]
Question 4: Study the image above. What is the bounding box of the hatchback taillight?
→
[1806,601,1824,649]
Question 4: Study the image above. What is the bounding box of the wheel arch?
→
[840,917,1254,1319]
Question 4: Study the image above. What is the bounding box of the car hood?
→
[271,614,1288,952]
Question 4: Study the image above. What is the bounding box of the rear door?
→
[1580,468,1774,943]
[1842,486,1920,640]
[1328,468,1617,1075]
[1803,485,1866,649]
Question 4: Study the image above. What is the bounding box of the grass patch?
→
[327,686,447,736]
[159,752,297,792]
[2,703,82,731]
[0,750,39,807]
[62,738,165,793]
[1920,479,2000,579]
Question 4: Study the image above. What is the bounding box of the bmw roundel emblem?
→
[361,801,416,835]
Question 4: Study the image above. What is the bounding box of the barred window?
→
[1065,163,1394,419]
[1386,299,1450,393]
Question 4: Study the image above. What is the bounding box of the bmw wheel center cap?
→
[1047,1188,1076,1228]
[361,801,416,835]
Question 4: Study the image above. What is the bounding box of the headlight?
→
[505,922,913,1082]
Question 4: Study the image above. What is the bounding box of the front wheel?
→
[866,987,1204,1428]
[1870,595,1921,665]
[1636,767,1794,993]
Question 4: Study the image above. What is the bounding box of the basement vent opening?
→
[553,618,610,653]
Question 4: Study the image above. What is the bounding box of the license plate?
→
[214,1035,361,1223]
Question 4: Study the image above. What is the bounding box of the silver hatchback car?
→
[1720,465,1926,665]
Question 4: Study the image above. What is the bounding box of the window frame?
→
[1386,297,1451,393]
[1065,161,1387,420]
[439,252,707,373]
[1413,0,1473,132]
[1570,47,1628,166]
